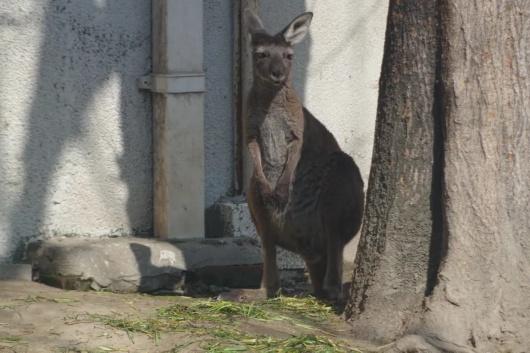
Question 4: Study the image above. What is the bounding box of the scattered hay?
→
[203,328,360,353]
[0,335,26,350]
[17,295,79,304]
[56,346,126,353]
[0,335,23,343]
[262,296,332,321]
[88,314,167,342]
[192,300,270,320]
[86,296,362,353]
[158,300,269,323]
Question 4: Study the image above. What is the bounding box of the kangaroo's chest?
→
[258,109,296,185]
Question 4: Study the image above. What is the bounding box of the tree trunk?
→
[346,0,530,352]
[345,0,441,341]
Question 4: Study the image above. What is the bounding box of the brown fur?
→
[245,11,364,300]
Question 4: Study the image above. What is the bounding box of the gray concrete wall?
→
[0,0,152,262]
[204,0,234,208]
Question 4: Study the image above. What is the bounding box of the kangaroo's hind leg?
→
[248,180,280,298]
[319,152,364,301]
[323,237,344,301]
[260,235,280,298]
[305,255,327,298]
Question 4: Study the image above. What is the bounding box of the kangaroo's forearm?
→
[275,140,301,196]
[248,138,269,184]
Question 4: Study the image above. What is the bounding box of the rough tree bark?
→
[346,0,530,352]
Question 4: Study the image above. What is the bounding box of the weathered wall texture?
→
[260,0,388,186]
[0,0,152,262]
[0,0,388,262]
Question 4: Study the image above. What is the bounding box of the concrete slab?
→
[26,236,304,293]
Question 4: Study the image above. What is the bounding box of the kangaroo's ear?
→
[281,12,313,45]
[244,8,266,35]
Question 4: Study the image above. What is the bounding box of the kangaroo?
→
[245,10,365,300]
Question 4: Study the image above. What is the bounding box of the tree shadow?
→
[5,0,152,262]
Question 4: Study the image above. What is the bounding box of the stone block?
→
[27,236,267,293]
[206,196,256,238]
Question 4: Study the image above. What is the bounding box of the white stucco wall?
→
[260,0,389,186]
[0,0,152,262]
[0,0,388,263]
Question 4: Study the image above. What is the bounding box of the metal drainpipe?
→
[234,0,259,194]
[139,0,205,240]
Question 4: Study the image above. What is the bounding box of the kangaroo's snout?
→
[270,65,286,84]
[247,11,312,89]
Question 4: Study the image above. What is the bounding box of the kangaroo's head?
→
[245,10,312,88]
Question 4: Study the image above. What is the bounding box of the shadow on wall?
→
[7,0,152,262]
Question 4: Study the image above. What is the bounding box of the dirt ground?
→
[0,280,371,353]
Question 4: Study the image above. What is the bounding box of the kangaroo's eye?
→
[285,53,294,60]
[255,51,269,59]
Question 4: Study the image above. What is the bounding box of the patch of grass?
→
[1,295,79,313]
[87,296,361,353]
[89,300,265,341]
[0,335,23,343]
[190,300,270,320]
[91,296,326,336]
[262,296,332,321]
[56,347,126,353]
[0,335,27,349]
[155,299,270,326]
[203,328,360,353]
[88,314,174,342]
[93,346,126,352]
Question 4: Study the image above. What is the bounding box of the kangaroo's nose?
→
[271,70,285,82]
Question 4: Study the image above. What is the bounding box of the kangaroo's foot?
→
[306,257,326,299]
[322,235,344,303]
[323,281,343,302]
